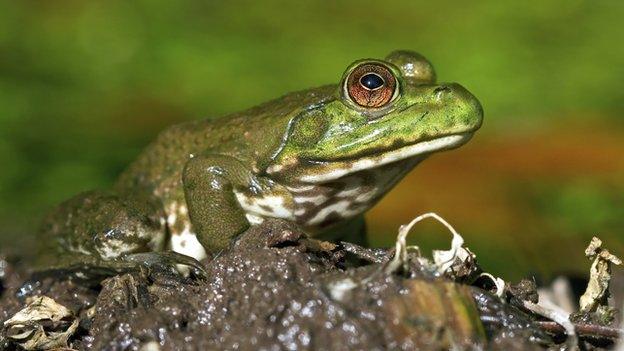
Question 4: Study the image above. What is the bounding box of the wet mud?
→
[0,220,618,350]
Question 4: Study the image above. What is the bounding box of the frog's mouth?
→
[294,132,472,183]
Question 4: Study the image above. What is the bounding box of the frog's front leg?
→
[182,154,256,253]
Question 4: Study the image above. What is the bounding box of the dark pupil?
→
[359,73,384,90]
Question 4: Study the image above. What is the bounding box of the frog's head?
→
[267,50,483,184]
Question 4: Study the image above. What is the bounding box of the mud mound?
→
[0,220,620,350]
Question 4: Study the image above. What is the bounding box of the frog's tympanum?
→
[39,50,483,272]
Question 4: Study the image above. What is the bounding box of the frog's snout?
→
[409,82,483,134]
[436,82,483,132]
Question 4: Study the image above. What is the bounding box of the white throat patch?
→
[298,133,471,183]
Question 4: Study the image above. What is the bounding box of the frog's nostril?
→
[433,86,451,99]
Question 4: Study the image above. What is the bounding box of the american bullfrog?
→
[38,50,483,273]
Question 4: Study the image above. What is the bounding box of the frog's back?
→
[115,119,211,198]
[115,85,336,201]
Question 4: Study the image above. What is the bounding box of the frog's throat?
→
[296,133,472,183]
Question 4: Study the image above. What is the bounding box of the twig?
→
[340,242,389,264]
[536,320,623,340]
[522,300,578,349]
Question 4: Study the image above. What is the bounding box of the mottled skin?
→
[38,50,483,271]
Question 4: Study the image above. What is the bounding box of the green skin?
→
[38,50,483,272]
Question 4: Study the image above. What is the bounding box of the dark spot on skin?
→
[389,139,406,151]
[297,201,319,210]
[353,170,375,187]
[297,206,321,222]
[259,204,273,213]
[333,181,348,192]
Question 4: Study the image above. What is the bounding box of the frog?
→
[37,50,483,275]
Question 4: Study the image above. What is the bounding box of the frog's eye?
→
[345,63,397,108]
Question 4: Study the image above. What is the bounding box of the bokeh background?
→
[1,1,622,280]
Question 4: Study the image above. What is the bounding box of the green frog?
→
[38,50,483,273]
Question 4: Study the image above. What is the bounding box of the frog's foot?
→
[122,251,207,281]
[29,251,206,288]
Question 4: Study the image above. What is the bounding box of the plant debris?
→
[576,237,622,324]
[2,295,78,350]
[385,212,506,296]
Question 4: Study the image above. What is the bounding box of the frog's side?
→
[38,50,483,269]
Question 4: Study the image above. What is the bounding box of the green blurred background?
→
[1,0,623,279]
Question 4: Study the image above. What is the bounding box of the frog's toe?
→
[28,251,207,289]
[121,251,207,281]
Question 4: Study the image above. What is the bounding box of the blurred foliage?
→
[0,0,623,277]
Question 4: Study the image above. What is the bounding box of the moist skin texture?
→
[37,50,483,270]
